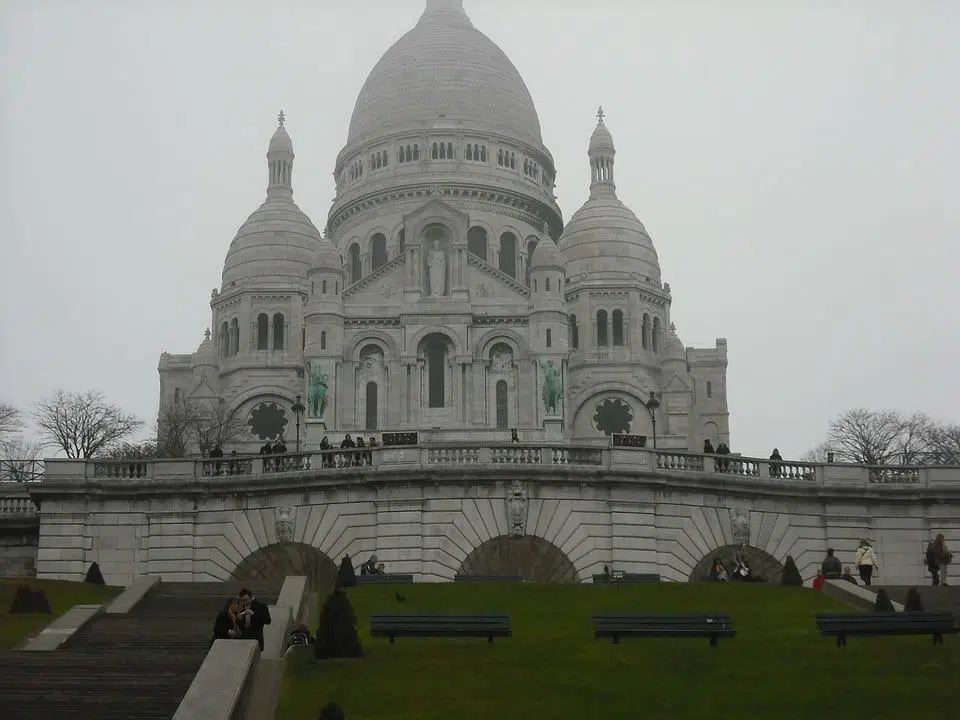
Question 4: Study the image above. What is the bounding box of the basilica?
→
[157,0,730,451]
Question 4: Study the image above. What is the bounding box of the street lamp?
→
[643,391,661,449]
[291,394,306,453]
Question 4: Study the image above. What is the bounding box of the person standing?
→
[238,588,272,651]
[855,539,878,586]
[926,534,953,587]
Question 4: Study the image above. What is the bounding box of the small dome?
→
[191,329,217,369]
[559,195,661,283]
[310,239,343,272]
[663,322,686,360]
[268,124,293,155]
[589,114,615,153]
[530,238,563,270]
[221,198,321,288]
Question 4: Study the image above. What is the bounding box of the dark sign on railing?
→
[611,434,647,448]
[382,432,419,447]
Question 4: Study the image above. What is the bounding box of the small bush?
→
[314,588,363,659]
[874,589,895,612]
[84,562,105,585]
[780,556,803,587]
[8,586,52,614]
[336,555,357,589]
[904,588,924,612]
[318,701,347,719]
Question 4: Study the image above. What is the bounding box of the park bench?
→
[593,613,736,646]
[370,612,512,643]
[592,572,661,584]
[454,574,524,582]
[815,612,956,647]
[355,573,414,584]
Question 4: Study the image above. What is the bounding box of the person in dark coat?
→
[238,588,272,651]
[211,597,243,647]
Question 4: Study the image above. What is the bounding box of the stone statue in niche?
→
[275,506,295,544]
[361,348,384,376]
[491,348,513,372]
[427,239,447,296]
[506,480,528,536]
[306,362,328,419]
[730,508,751,547]
[540,359,562,416]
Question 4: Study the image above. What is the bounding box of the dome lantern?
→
[267,110,294,199]
[589,106,616,199]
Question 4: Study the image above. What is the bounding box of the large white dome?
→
[346,1,543,149]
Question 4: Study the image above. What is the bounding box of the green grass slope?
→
[0,578,122,649]
[278,582,959,720]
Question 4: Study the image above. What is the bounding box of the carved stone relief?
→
[506,479,528,536]
[730,508,751,546]
[275,506,295,544]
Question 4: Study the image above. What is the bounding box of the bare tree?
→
[97,441,160,460]
[155,399,201,458]
[189,401,246,457]
[0,436,43,482]
[922,423,960,465]
[0,402,24,439]
[33,390,143,459]
[801,442,832,463]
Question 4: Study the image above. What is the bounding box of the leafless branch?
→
[0,403,24,439]
[33,390,143,459]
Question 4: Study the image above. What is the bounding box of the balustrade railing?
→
[24,444,958,487]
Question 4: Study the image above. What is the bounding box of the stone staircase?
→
[879,585,960,628]
[0,580,279,719]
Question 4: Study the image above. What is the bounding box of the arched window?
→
[413,144,420,160]
[424,334,448,408]
[230,318,239,356]
[398,146,405,163]
[612,309,624,346]
[545,278,551,292]
[365,381,378,431]
[706,381,713,399]
[301,327,305,351]
[510,152,516,169]
[349,244,361,284]
[465,144,473,161]
[398,228,406,255]
[439,142,446,159]
[219,322,229,358]
[432,142,439,159]
[467,226,488,260]
[652,318,661,353]
[495,380,508,430]
[525,239,538,285]
[641,314,650,350]
[272,313,284,350]
[321,280,327,294]
[320,330,327,350]
[480,145,487,162]
[569,314,579,349]
[256,313,269,350]
[447,142,454,158]
[546,328,552,348]
[371,233,387,270]
[497,149,504,166]
[499,232,517,278]
[597,310,609,346]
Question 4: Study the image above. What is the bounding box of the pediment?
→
[404,198,470,245]
[343,253,406,299]
[189,376,217,400]
[466,256,530,302]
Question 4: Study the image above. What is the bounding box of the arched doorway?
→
[371,233,387,270]
[689,544,785,583]
[365,381,378,430]
[458,535,580,583]
[420,332,452,409]
[467,226,488,261]
[231,542,338,590]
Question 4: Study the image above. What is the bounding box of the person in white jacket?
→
[855,539,878,586]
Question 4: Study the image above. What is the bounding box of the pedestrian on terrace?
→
[926,534,953,587]
[855,539,878,586]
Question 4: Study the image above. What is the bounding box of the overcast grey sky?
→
[1,0,957,459]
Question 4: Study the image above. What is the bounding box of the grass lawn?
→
[0,578,122,649]
[278,582,959,720]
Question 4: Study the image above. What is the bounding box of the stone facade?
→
[29,449,960,587]
[0,528,37,577]
[157,1,730,453]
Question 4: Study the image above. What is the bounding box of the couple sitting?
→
[360,554,385,576]
[212,588,272,650]
[709,548,756,582]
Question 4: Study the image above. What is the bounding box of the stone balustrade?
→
[0,486,37,517]
[34,445,959,488]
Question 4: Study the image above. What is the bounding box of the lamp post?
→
[291,394,305,453]
[643,391,661,449]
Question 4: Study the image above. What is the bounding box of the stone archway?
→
[231,542,337,590]
[458,535,580,583]
[689,544,785,583]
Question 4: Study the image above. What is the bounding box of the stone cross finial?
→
[278,109,286,127]
[597,106,605,123]
[204,328,211,340]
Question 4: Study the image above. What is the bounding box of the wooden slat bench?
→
[454,574,524,582]
[370,612,512,643]
[355,573,414,584]
[592,573,661,584]
[593,613,736,646]
[815,612,957,647]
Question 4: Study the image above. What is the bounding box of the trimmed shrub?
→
[336,555,357,589]
[314,587,363,659]
[874,589,895,612]
[84,561,106,585]
[780,556,803,587]
[904,587,924,612]
[8,586,52,614]
[318,701,347,720]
